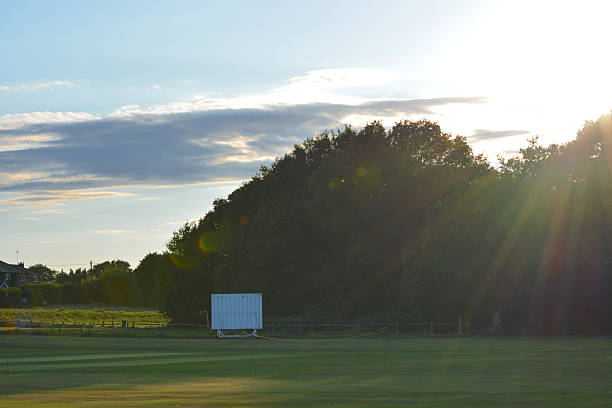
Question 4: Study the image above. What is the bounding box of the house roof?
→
[0,261,35,274]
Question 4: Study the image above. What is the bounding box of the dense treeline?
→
[4,261,141,308]
[134,119,491,322]
[24,114,612,333]
[137,114,612,331]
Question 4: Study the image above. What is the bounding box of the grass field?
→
[0,335,611,407]
[0,307,168,326]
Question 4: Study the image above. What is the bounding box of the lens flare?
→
[354,162,381,190]
[328,177,344,190]
[198,231,219,253]
[167,253,196,270]
[240,216,249,226]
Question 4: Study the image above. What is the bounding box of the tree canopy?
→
[133,112,612,333]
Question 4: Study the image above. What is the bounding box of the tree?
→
[158,119,490,319]
[147,114,612,332]
[134,252,175,307]
[99,265,141,306]
[28,264,57,282]
[92,260,131,278]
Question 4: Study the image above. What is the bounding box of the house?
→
[0,261,39,288]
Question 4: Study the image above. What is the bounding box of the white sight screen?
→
[211,293,263,330]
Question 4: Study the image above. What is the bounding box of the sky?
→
[1,0,611,269]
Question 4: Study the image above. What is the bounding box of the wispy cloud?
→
[0,69,492,208]
[0,97,486,208]
[107,68,400,118]
[0,80,78,92]
[0,133,63,152]
[17,216,38,221]
[0,189,135,208]
[0,111,97,130]
[468,129,531,142]
[94,229,126,235]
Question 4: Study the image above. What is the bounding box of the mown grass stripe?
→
[8,353,302,372]
[9,352,198,363]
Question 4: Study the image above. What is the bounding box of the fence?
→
[0,319,545,337]
[263,320,472,337]
[0,320,207,334]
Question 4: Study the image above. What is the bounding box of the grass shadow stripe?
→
[9,352,199,364]
[9,353,303,372]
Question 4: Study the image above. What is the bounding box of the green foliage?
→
[21,285,44,306]
[18,260,135,307]
[163,266,212,323]
[0,307,167,324]
[23,114,612,330]
[55,269,88,284]
[6,287,21,307]
[152,120,492,320]
[92,260,131,277]
[34,282,61,305]
[404,112,612,331]
[99,266,141,307]
[28,264,57,282]
[146,113,612,331]
[134,253,174,307]
[59,282,88,304]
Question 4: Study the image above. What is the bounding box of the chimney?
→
[18,262,24,268]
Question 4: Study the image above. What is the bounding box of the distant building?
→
[0,261,39,288]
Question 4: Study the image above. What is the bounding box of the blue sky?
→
[1,0,611,268]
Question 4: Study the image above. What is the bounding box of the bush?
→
[0,289,7,308]
[6,287,21,307]
[99,266,142,306]
[21,285,44,306]
[34,282,61,305]
[59,282,88,304]
[0,288,23,308]
[81,279,105,304]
